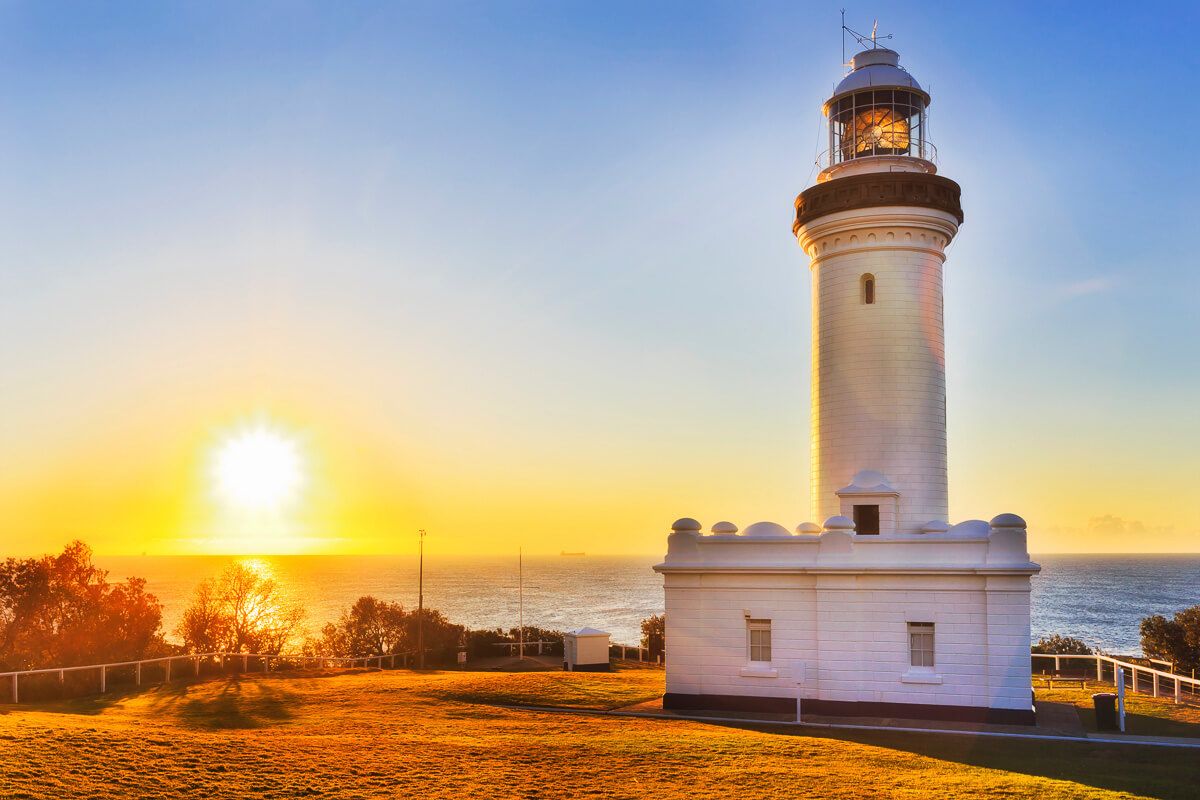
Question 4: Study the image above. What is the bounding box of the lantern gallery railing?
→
[815,139,938,173]
[1032,652,1200,705]
[0,651,413,704]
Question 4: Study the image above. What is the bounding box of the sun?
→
[210,424,305,512]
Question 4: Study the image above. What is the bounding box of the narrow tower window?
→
[862,274,876,304]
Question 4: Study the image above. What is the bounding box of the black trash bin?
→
[1093,692,1118,731]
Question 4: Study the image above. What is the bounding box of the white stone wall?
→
[655,517,1038,716]
[796,206,960,533]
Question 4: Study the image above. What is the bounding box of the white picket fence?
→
[0,651,411,704]
[611,643,661,663]
[1032,652,1200,705]
[492,641,556,657]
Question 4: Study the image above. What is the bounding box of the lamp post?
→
[417,528,426,670]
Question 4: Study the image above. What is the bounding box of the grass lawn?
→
[2,668,1199,799]
[1036,680,1200,738]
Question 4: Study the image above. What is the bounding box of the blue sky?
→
[1,2,1198,554]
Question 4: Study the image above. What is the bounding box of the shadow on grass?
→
[4,667,364,721]
[1081,707,1200,740]
[145,676,299,729]
[726,721,1200,800]
[1,689,133,717]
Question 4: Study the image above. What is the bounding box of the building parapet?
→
[654,514,1039,575]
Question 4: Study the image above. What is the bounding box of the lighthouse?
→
[794,46,962,535]
[653,42,1040,725]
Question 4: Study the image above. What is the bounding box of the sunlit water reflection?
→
[98,554,1200,653]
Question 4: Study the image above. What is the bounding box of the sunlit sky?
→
[2,2,1198,556]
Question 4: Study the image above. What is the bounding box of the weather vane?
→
[840,10,893,67]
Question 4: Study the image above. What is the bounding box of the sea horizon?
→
[94,552,1200,656]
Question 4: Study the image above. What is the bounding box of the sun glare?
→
[210,425,305,512]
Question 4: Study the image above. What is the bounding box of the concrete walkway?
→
[614,696,1088,738]
[501,700,1200,750]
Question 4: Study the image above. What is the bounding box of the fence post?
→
[1153,672,1159,698]
[1116,667,1126,732]
[194,657,200,677]
[220,654,225,671]
[60,669,65,696]
[100,665,106,693]
[1054,655,1061,674]
[166,658,171,683]
[264,656,269,673]
[1096,656,1102,683]
[1176,678,1182,705]
[243,654,248,672]
[12,674,18,704]
[136,662,142,687]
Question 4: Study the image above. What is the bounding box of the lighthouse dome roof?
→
[828,48,929,107]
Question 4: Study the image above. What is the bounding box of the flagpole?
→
[417,529,426,669]
[518,547,524,660]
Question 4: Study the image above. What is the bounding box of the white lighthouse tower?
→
[795,46,962,535]
[653,42,1040,726]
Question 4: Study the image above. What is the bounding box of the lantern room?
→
[819,48,934,181]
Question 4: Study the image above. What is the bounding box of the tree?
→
[1031,634,1092,656]
[176,562,304,655]
[405,608,464,666]
[0,541,165,671]
[312,596,407,658]
[308,598,465,664]
[175,581,230,654]
[641,614,665,660]
[1140,606,1200,673]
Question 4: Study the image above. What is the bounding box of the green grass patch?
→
[421,668,665,710]
[1037,680,1200,738]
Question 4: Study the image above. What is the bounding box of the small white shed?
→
[563,627,611,672]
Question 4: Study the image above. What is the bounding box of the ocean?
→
[97,554,1200,654]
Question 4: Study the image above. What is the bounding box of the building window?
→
[862,274,876,304]
[853,504,880,535]
[908,622,935,668]
[748,619,772,663]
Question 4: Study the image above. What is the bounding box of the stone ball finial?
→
[710,521,738,535]
[947,519,990,537]
[990,513,1027,529]
[671,518,702,532]
[796,522,823,535]
[823,515,856,531]
[743,521,790,538]
[921,520,950,534]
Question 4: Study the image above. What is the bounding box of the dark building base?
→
[663,693,1036,726]
[563,662,611,672]
[663,692,795,715]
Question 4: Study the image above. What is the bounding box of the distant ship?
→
[560,551,586,557]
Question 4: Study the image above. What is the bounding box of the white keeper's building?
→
[653,46,1040,725]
